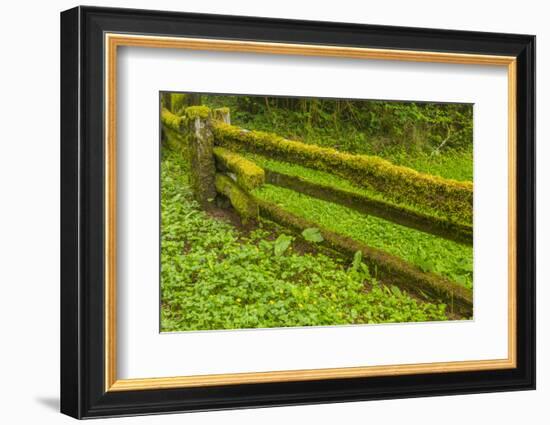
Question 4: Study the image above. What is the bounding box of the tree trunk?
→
[186,93,202,106]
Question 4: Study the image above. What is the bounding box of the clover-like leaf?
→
[302,227,324,243]
[274,234,293,256]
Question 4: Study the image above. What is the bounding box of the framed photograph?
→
[60,6,535,419]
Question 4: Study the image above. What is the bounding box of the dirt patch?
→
[204,195,258,233]
[206,196,346,261]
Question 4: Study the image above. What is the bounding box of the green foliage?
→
[251,152,438,215]
[352,251,363,270]
[255,193,472,315]
[202,95,473,181]
[302,227,324,243]
[161,94,474,329]
[213,121,472,225]
[253,184,473,289]
[247,153,472,244]
[382,147,473,182]
[348,251,374,283]
[274,234,293,256]
[161,149,448,331]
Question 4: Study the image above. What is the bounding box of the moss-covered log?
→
[160,107,188,152]
[214,147,265,192]
[256,197,473,317]
[161,107,184,132]
[265,169,472,245]
[161,125,187,152]
[213,122,473,225]
[185,105,210,120]
[170,93,187,115]
[215,174,259,222]
[186,108,216,205]
[213,107,231,124]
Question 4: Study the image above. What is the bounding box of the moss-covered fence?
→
[264,169,472,245]
[161,105,473,317]
[213,122,473,227]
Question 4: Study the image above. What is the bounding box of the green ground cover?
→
[161,94,474,331]
[161,149,448,331]
[382,147,473,182]
[252,184,473,289]
[244,152,464,224]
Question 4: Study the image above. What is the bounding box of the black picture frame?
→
[61,5,535,419]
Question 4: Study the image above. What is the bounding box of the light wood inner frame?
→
[104,33,518,392]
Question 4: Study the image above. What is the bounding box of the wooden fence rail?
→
[161,105,473,317]
[264,169,472,245]
[212,121,473,228]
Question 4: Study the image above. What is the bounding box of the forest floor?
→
[161,149,449,332]
[247,153,473,289]
[161,98,473,331]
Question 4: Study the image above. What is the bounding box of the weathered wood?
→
[161,125,187,152]
[256,197,473,317]
[215,173,259,222]
[265,169,472,245]
[161,108,184,132]
[213,122,473,226]
[213,147,265,192]
[160,108,186,151]
[186,108,216,206]
[213,107,231,124]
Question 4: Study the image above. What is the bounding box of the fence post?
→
[185,106,217,206]
[213,107,231,125]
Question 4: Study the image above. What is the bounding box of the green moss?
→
[213,147,265,192]
[161,149,449,330]
[213,107,231,124]
[255,196,472,317]
[186,109,216,205]
[185,105,211,120]
[254,183,473,288]
[162,126,187,152]
[247,152,461,222]
[215,173,259,222]
[264,169,472,244]
[161,107,184,131]
[171,93,186,115]
[213,122,473,225]
[215,107,230,115]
